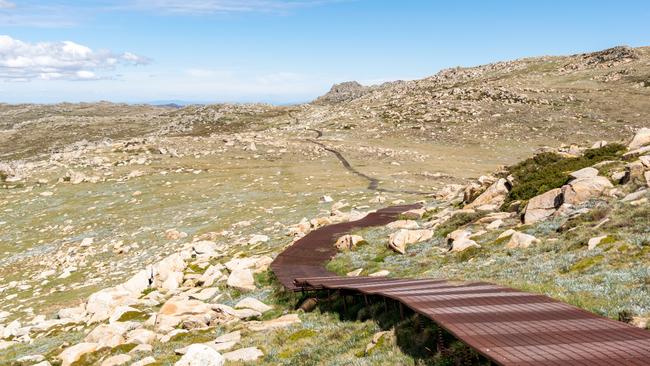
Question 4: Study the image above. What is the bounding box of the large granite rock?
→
[523,188,563,224]
[561,176,613,204]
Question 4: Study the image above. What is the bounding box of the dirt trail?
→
[306,128,432,195]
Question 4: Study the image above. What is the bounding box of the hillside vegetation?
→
[0,46,649,365]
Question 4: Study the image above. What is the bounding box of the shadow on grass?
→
[289,288,493,366]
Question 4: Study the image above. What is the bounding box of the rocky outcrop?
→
[465,178,510,210]
[629,128,650,150]
[621,161,646,185]
[561,176,613,204]
[523,188,563,224]
[313,81,371,104]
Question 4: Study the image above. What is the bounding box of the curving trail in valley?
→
[306,128,433,195]
[270,204,650,366]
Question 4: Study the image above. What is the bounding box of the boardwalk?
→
[270,205,650,365]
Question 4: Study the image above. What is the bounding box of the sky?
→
[0,0,649,104]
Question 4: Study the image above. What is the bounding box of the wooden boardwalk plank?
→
[270,204,650,365]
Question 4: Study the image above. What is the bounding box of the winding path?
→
[305,128,433,195]
[270,204,650,365]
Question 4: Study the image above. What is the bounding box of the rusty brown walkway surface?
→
[270,204,650,365]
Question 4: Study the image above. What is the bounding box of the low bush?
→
[505,143,625,203]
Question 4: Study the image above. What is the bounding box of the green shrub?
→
[566,255,604,273]
[506,143,625,203]
[288,329,317,341]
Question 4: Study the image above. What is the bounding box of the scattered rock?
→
[570,167,599,179]
[346,268,363,277]
[109,306,142,324]
[165,229,188,240]
[159,298,212,317]
[386,220,420,230]
[175,344,224,366]
[80,237,94,247]
[100,354,132,366]
[388,229,434,254]
[505,232,540,249]
[17,354,46,363]
[213,304,261,320]
[226,268,256,292]
[132,356,157,366]
[222,347,264,362]
[561,176,613,205]
[591,140,608,149]
[622,189,648,202]
[628,127,650,150]
[446,229,480,252]
[59,342,100,366]
[334,234,365,251]
[486,219,503,230]
[0,340,16,351]
[190,287,219,301]
[365,330,390,355]
[401,208,426,219]
[248,314,300,331]
[160,329,188,343]
[369,270,390,277]
[631,316,649,329]
[57,305,87,322]
[85,322,137,348]
[126,328,157,345]
[129,343,153,354]
[86,288,138,323]
[588,235,609,250]
[235,297,272,313]
[465,178,509,210]
[621,161,646,184]
[248,234,269,245]
[523,188,563,224]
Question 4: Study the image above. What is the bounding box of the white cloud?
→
[0,35,150,81]
[132,0,342,14]
[0,0,15,9]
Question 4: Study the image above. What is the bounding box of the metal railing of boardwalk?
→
[270,204,650,365]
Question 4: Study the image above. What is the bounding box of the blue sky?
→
[0,0,649,104]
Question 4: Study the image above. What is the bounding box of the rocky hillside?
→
[3,45,650,164]
[0,46,649,365]
[306,45,650,145]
